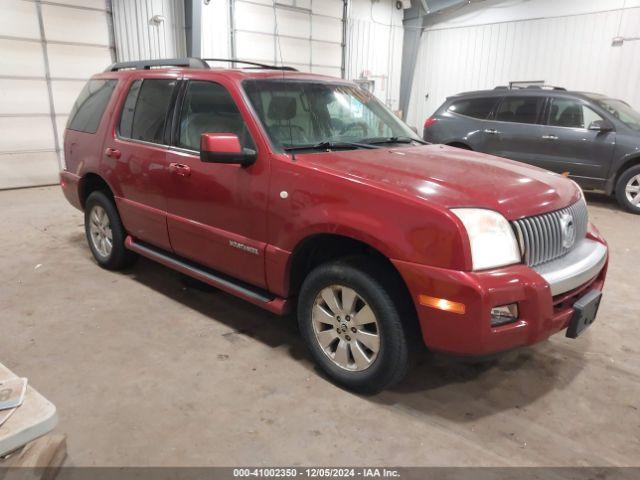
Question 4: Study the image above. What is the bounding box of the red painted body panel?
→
[61,67,609,357]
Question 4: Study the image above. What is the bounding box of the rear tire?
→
[297,258,411,394]
[615,165,640,214]
[84,191,137,270]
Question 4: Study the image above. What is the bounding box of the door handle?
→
[104,147,121,159]
[169,162,191,177]
[542,135,559,140]
[484,128,499,135]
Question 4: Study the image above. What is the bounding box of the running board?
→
[125,236,290,315]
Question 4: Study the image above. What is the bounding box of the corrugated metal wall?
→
[111,0,186,61]
[407,6,640,127]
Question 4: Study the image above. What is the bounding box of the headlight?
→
[451,209,521,270]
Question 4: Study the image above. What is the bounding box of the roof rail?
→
[105,57,209,72]
[202,58,298,71]
[498,83,567,91]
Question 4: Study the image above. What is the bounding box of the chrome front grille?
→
[512,199,589,267]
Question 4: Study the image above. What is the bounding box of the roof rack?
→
[105,57,210,72]
[104,57,298,72]
[494,84,567,91]
[202,58,298,71]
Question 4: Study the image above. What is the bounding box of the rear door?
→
[163,77,270,288]
[105,73,179,251]
[483,95,546,166]
[538,97,616,182]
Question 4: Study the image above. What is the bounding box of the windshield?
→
[243,80,422,150]
[593,97,640,130]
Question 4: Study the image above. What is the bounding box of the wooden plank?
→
[3,434,66,480]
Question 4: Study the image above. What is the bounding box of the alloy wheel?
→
[311,285,380,371]
[89,205,113,258]
[625,174,640,206]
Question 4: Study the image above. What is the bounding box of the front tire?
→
[615,165,640,214]
[297,258,410,394]
[84,191,137,270]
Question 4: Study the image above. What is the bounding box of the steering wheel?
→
[339,121,369,137]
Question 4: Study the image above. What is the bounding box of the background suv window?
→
[67,79,117,134]
[447,97,499,119]
[548,98,603,129]
[495,96,544,124]
[177,81,253,151]
[118,79,176,144]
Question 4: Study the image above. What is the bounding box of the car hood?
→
[295,144,581,220]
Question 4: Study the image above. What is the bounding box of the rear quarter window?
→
[67,79,117,134]
[447,97,499,119]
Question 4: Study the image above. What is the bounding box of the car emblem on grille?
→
[560,213,576,249]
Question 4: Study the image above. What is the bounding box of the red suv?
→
[60,58,608,393]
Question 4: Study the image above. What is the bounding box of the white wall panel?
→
[0,117,56,152]
[0,0,114,189]
[42,4,111,45]
[408,4,640,127]
[0,39,46,77]
[0,0,40,40]
[346,0,404,110]
[0,79,50,115]
[47,44,112,78]
[201,0,230,58]
[0,152,60,190]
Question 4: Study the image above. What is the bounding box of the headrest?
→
[268,96,297,121]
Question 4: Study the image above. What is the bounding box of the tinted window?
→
[548,98,603,129]
[178,81,253,151]
[448,97,498,119]
[119,79,176,144]
[118,79,141,138]
[495,96,544,124]
[67,79,117,134]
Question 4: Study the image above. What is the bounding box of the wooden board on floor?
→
[1,434,67,480]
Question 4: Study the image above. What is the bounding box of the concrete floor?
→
[0,186,638,467]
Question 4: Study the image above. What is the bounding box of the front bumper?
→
[393,234,608,357]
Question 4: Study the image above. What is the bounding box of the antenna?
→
[272,1,296,161]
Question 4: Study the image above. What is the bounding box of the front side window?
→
[547,98,603,129]
[67,79,117,134]
[177,81,253,151]
[448,97,499,119]
[591,97,640,130]
[243,80,421,150]
[495,96,544,124]
[118,79,176,144]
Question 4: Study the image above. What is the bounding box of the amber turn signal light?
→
[419,295,466,315]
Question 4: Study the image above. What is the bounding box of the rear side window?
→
[118,79,177,144]
[495,96,544,124]
[447,97,498,119]
[67,79,117,134]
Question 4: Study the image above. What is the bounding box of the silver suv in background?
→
[423,86,640,213]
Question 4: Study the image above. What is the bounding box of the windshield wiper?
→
[284,141,379,152]
[361,136,427,145]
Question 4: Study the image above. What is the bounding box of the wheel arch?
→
[78,172,115,209]
[609,154,640,194]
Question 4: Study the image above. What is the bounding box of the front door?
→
[539,97,616,183]
[164,79,269,288]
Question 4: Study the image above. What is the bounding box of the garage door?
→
[231,0,345,77]
[0,0,114,190]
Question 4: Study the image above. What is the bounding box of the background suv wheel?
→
[84,190,137,270]
[297,257,411,394]
[615,165,640,214]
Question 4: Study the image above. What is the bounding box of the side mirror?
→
[588,120,613,132]
[200,133,256,167]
